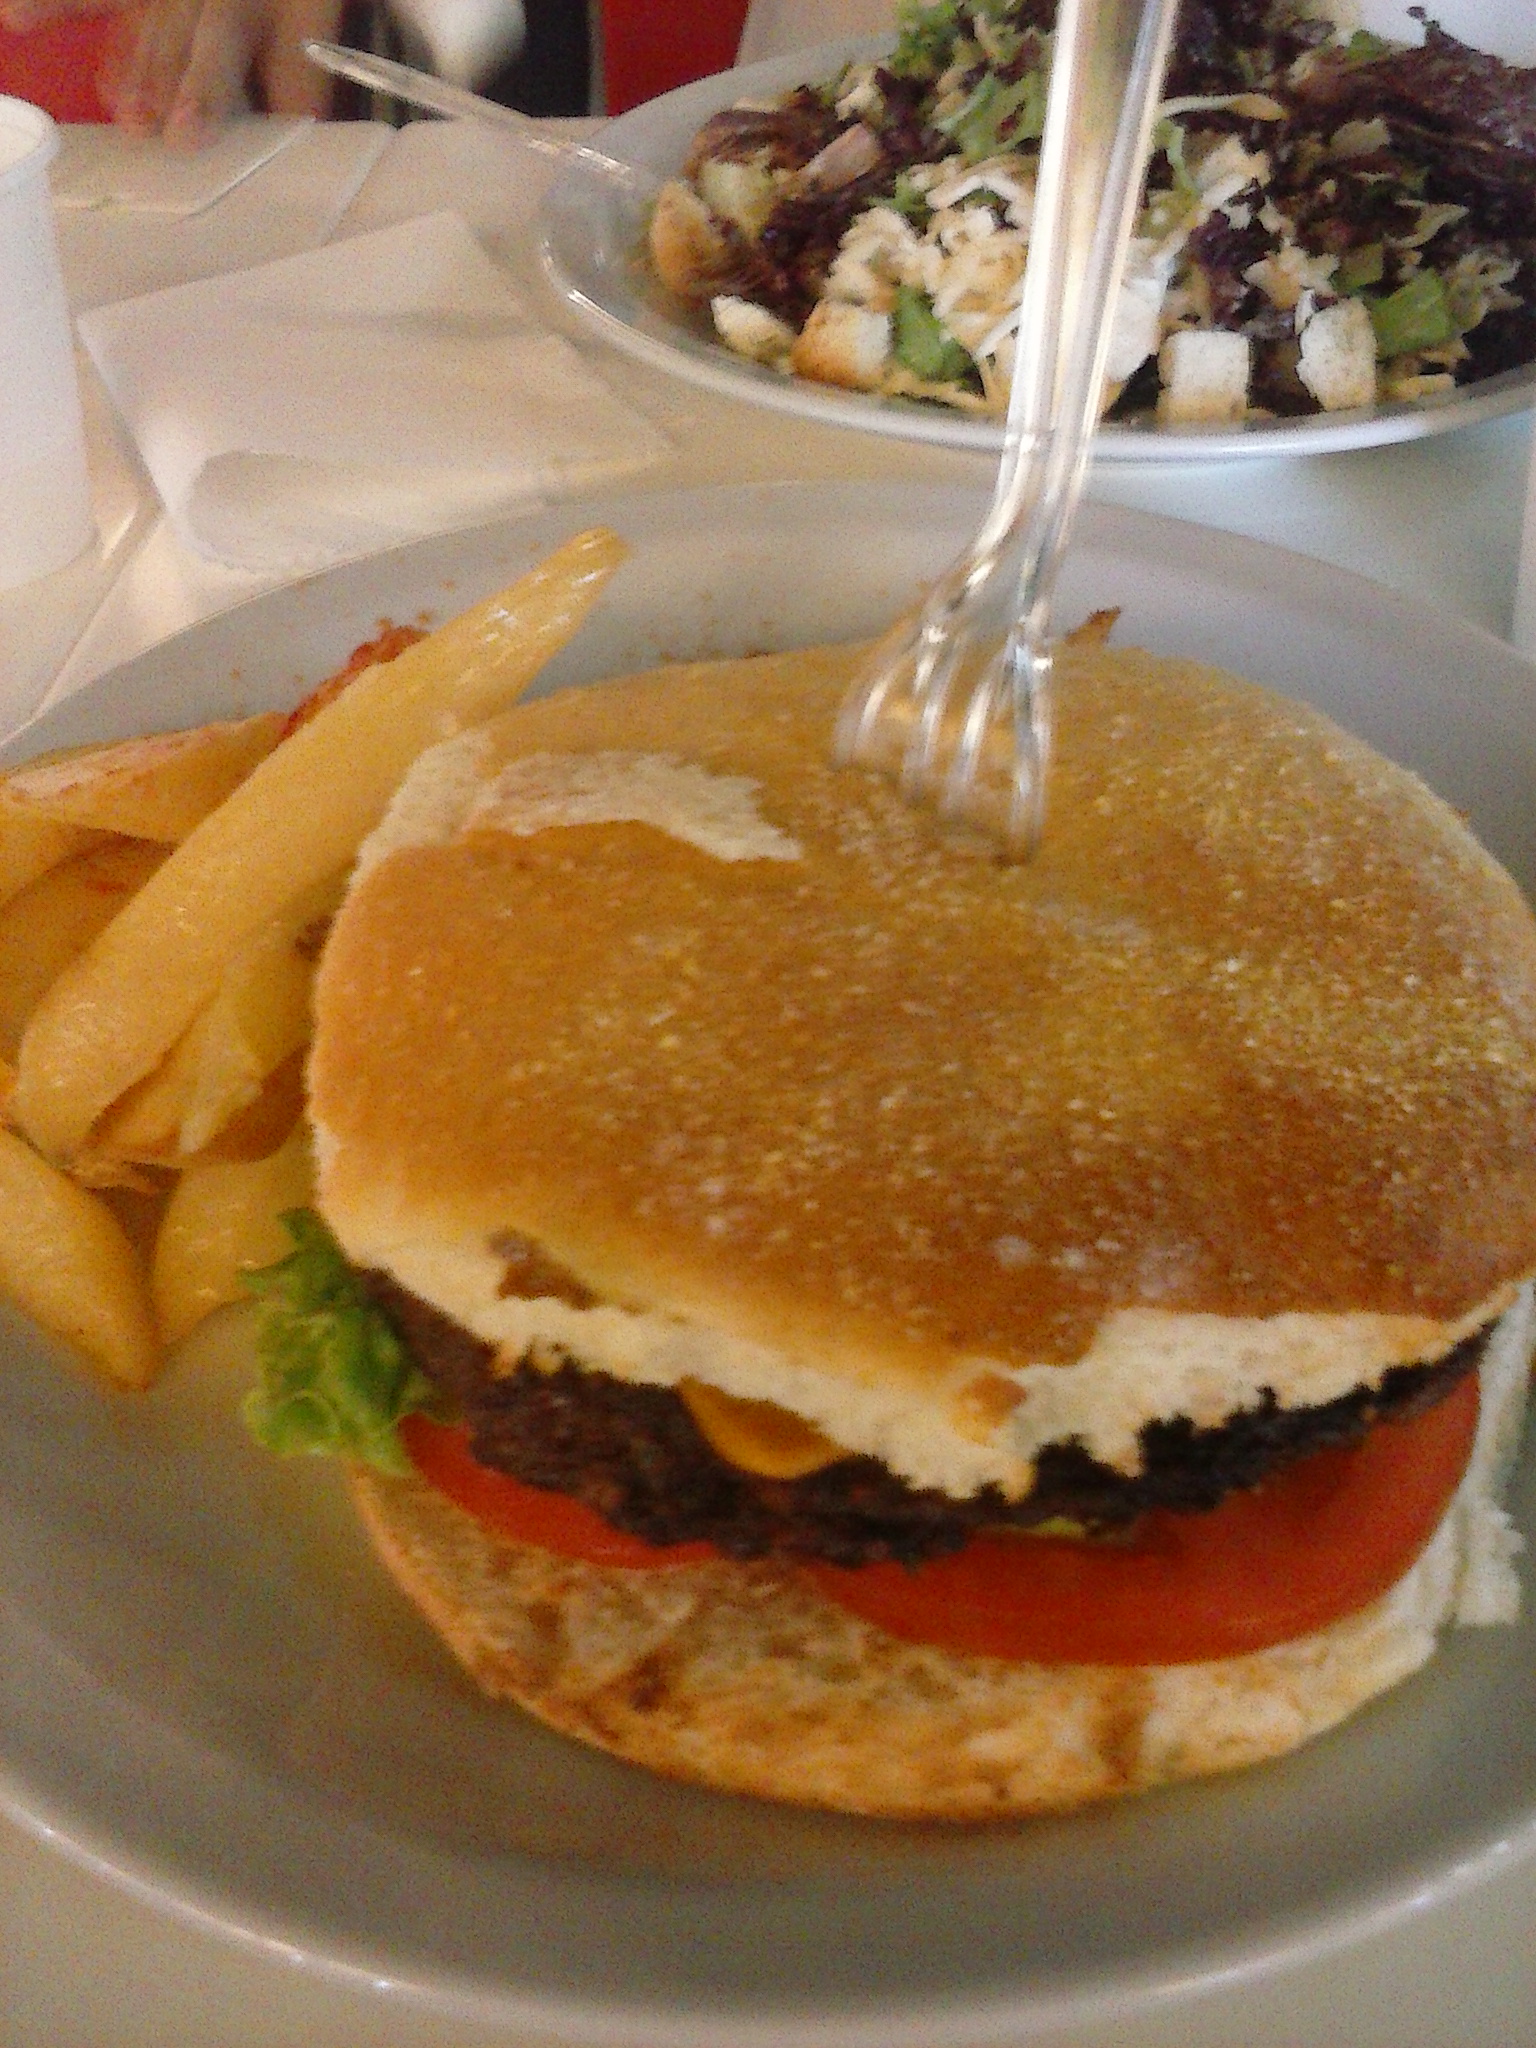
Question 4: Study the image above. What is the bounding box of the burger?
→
[251,633,1536,1820]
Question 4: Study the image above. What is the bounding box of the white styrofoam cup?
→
[0,96,94,591]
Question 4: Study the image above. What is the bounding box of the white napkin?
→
[52,116,312,216]
[77,210,669,575]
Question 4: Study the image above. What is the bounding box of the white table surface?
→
[3,115,1536,2048]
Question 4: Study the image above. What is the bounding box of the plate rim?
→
[5,1756,1536,2048]
[8,477,1535,757]
[3,480,1536,2045]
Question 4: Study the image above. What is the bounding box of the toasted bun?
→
[348,1289,1532,1818]
[309,642,1536,1499]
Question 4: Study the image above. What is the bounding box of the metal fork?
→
[833,0,1180,857]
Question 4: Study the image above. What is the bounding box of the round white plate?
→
[540,5,1536,466]
[2,483,1534,2046]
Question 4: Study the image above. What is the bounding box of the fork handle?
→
[986,0,1180,567]
[955,0,1181,850]
[832,0,1180,858]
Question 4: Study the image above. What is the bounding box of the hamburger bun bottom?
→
[347,1290,1531,1822]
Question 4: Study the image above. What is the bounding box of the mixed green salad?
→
[648,0,1536,426]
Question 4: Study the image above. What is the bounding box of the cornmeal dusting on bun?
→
[312,645,1536,1491]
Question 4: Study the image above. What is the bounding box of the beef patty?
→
[370,1276,1486,1568]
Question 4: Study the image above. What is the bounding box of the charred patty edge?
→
[368,1275,1487,1568]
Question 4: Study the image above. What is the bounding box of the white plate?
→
[2,482,1535,2046]
[540,3,1536,466]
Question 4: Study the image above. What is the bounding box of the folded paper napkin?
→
[77,211,669,576]
[52,116,311,217]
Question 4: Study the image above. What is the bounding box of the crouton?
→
[712,295,797,368]
[648,181,734,303]
[697,158,779,240]
[790,300,892,391]
[1296,298,1378,412]
[1156,328,1251,425]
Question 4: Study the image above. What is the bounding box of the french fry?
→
[91,872,342,1166]
[0,1127,159,1386]
[151,1122,313,1347]
[82,1007,205,1169]
[176,949,312,1157]
[0,838,169,1061]
[0,714,285,844]
[0,809,98,913]
[14,527,626,1163]
[177,871,342,1155]
[201,1047,308,1163]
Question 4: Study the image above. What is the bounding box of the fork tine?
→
[942,649,1010,831]
[1005,639,1053,855]
[832,0,1180,858]
[900,608,970,800]
[832,604,922,771]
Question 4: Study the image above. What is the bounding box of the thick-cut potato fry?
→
[81,1007,206,1170]
[0,810,98,912]
[176,923,317,1157]
[0,715,285,844]
[0,838,169,1061]
[280,623,427,738]
[151,1123,313,1346]
[89,872,342,1166]
[0,1127,159,1386]
[15,528,626,1162]
[202,1047,307,1164]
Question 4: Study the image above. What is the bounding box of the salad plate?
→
[540,1,1536,465]
[2,482,1535,2043]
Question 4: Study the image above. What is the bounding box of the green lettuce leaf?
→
[1337,241,1385,293]
[241,1209,433,1473]
[1342,29,1392,64]
[1367,267,1457,357]
[893,285,975,382]
[890,0,962,80]
[888,168,933,221]
[935,64,1047,160]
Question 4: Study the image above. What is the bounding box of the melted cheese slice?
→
[679,1377,843,1479]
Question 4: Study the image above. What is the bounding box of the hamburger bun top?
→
[307,641,1536,1499]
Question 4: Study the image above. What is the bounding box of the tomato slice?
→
[803,1373,1481,1666]
[402,1376,1479,1663]
[399,1413,717,1569]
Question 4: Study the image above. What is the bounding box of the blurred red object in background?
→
[0,13,115,122]
[4,0,756,126]
[600,0,751,113]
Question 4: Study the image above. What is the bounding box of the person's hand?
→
[0,0,344,146]
[103,0,347,143]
